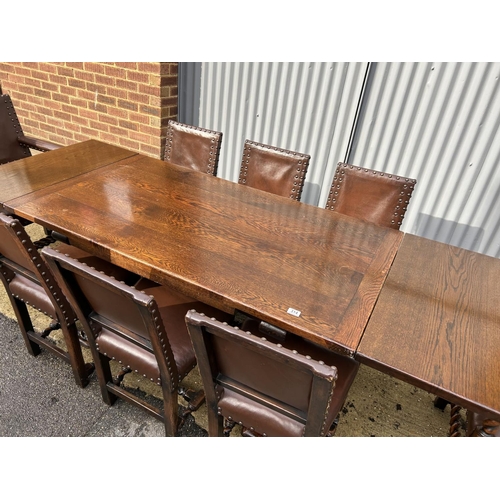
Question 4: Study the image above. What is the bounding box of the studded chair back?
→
[185,310,359,437]
[1,93,62,165]
[0,213,93,387]
[325,163,417,229]
[164,120,223,176]
[0,93,31,164]
[238,140,310,201]
[42,246,232,436]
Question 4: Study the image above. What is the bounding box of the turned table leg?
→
[468,415,500,437]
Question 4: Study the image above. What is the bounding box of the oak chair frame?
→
[0,213,92,387]
[42,246,206,436]
[186,310,346,437]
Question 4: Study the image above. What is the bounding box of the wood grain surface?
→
[357,233,500,419]
[5,148,402,355]
[0,140,137,205]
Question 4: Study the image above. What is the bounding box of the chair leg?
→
[6,291,92,387]
[223,418,237,437]
[113,366,132,385]
[204,402,224,436]
[178,386,205,421]
[449,404,462,437]
[60,322,93,388]
[433,396,463,436]
[161,389,179,437]
[10,297,42,357]
[96,353,118,406]
[326,414,341,437]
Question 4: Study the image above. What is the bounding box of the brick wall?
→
[0,62,178,158]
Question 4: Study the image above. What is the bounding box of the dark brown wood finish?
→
[185,310,360,437]
[0,139,138,206]
[4,151,402,355]
[357,233,500,420]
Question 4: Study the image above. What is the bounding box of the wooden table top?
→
[0,140,137,206]
[4,144,403,356]
[357,233,500,419]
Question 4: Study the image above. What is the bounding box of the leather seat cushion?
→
[96,282,233,384]
[217,387,306,437]
[234,319,360,435]
[217,353,359,437]
[8,274,57,319]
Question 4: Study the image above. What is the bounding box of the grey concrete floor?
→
[0,224,456,437]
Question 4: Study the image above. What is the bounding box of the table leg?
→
[433,396,462,436]
[467,412,500,437]
[449,404,462,437]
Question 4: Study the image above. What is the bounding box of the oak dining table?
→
[0,139,138,200]
[2,139,499,433]
[357,234,500,430]
[1,139,402,357]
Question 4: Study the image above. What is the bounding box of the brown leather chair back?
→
[0,219,38,272]
[0,213,93,387]
[186,310,358,437]
[1,93,62,166]
[0,213,76,323]
[0,94,31,164]
[42,246,230,435]
[41,247,178,386]
[164,120,222,176]
[238,140,310,200]
[325,163,417,229]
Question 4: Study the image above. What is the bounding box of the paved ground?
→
[0,224,456,437]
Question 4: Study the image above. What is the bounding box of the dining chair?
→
[185,310,360,437]
[1,92,63,238]
[325,162,417,229]
[164,120,223,176]
[0,213,96,388]
[238,140,310,200]
[1,93,62,165]
[42,246,233,436]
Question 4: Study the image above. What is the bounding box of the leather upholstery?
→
[42,246,233,435]
[0,214,93,387]
[217,388,306,437]
[164,120,222,176]
[1,230,136,327]
[239,319,359,435]
[238,140,310,200]
[0,221,38,272]
[186,311,359,437]
[0,94,31,164]
[0,216,78,324]
[96,298,227,383]
[8,274,59,319]
[1,94,62,165]
[325,163,417,229]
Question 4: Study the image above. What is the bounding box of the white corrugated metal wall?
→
[349,62,500,258]
[198,62,368,206]
[192,62,500,258]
